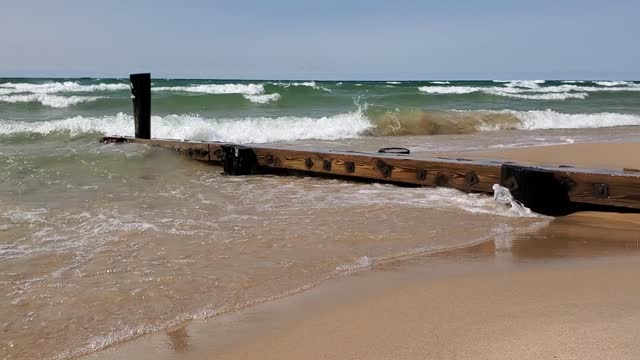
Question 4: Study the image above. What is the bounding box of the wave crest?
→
[0,110,372,143]
[2,109,640,141]
[0,81,128,94]
[0,94,103,108]
[153,83,264,95]
[419,81,640,100]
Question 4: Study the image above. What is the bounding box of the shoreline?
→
[79,141,640,359]
[84,214,640,359]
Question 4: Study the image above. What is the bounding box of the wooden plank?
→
[555,171,640,208]
[251,146,500,192]
[100,136,640,211]
[102,137,211,161]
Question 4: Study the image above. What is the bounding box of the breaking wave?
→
[0,94,103,108]
[419,81,640,100]
[371,109,640,135]
[153,83,265,95]
[242,93,281,104]
[0,110,372,143]
[272,81,331,91]
[2,108,640,142]
[0,82,128,94]
[594,81,634,87]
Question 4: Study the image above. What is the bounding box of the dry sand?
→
[453,141,640,170]
[84,142,640,360]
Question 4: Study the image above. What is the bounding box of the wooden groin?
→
[101,74,640,216]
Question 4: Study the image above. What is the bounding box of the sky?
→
[1,0,639,80]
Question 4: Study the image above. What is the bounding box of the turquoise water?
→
[1,78,640,143]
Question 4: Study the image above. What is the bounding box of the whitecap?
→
[486,91,589,100]
[594,81,633,87]
[475,109,640,131]
[0,109,373,143]
[0,82,128,95]
[272,81,331,92]
[153,83,264,95]
[417,86,479,94]
[242,93,281,104]
[0,94,103,108]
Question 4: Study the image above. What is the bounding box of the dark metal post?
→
[221,145,258,175]
[130,73,151,139]
[500,164,572,216]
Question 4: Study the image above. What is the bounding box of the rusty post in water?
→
[130,73,151,139]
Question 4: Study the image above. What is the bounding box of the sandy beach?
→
[85,214,640,360]
[454,141,640,170]
[3,3,640,359]
[80,141,640,360]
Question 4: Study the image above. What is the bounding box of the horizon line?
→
[1,75,639,82]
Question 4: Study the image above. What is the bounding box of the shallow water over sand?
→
[2,119,640,359]
[0,133,559,359]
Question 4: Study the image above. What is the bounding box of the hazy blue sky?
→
[2,0,638,79]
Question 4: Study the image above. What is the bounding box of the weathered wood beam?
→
[100,136,640,215]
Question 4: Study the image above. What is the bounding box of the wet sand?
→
[215,255,640,360]
[85,217,640,360]
[84,142,640,360]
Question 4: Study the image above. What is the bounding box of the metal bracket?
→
[265,154,274,165]
[375,160,392,178]
[186,148,209,158]
[304,158,314,169]
[465,171,479,187]
[435,172,450,187]
[503,176,519,192]
[323,159,332,171]
[345,161,355,173]
[592,183,609,198]
[211,149,223,161]
[416,169,427,181]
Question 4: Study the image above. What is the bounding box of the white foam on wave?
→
[475,109,640,131]
[0,94,103,108]
[386,81,402,85]
[242,93,281,104]
[272,81,331,92]
[487,91,589,100]
[418,86,478,94]
[492,184,533,217]
[430,81,450,84]
[3,108,640,141]
[419,81,640,100]
[0,110,373,143]
[512,110,640,130]
[3,208,48,224]
[0,81,128,94]
[335,256,372,272]
[338,184,545,218]
[154,83,265,95]
[594,80,633,87]
[503,80,546,88]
